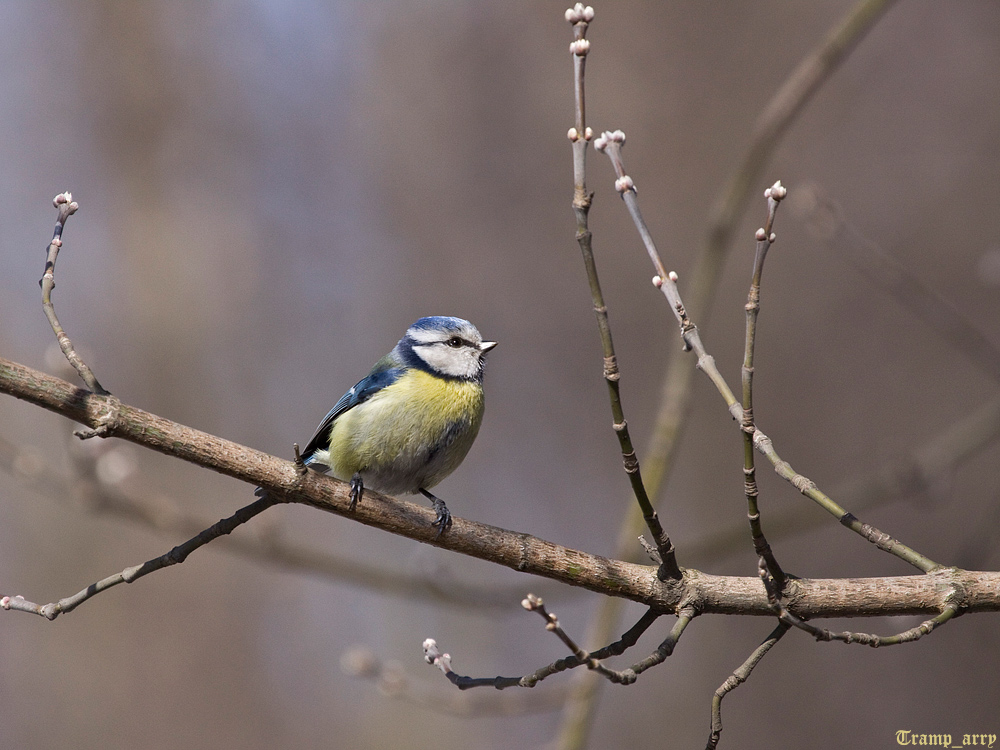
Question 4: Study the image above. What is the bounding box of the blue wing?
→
[300,362,404,462]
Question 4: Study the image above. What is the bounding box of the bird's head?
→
[400,316,497,380]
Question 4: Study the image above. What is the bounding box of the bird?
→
[299,316,496,534]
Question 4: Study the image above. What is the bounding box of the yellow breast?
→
[324,369,485,493]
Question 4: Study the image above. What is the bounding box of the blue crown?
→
[409,316,470,333]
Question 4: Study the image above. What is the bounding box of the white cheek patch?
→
[413,343,480,379]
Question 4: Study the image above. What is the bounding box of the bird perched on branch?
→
[300,316,496,534]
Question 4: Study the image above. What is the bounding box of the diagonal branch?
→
[595,135,941,574]
[685,393,1000,565]
[3,356,996,618]
[3,494,280,619]
[695,0,901,324]
[0,431,534,611]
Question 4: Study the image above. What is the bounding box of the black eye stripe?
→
[410,334,475,349]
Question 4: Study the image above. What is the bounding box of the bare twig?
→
[522,593,626,683]
[751,429,941,572]
[2,493,280,619]
[686,393,1000,565]
[596,130,740,416]
[562,6,903,742]
[706,621,791,750]
[423,603,680,691]
[40,193,108,396]
[341,646,569,716]
[741,183,788,588]
[758,558,961,647]
[596,134,941,574]
[566,4,680,581]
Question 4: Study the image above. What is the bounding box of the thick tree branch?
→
[2,356,999,619]
[0,431,542,611]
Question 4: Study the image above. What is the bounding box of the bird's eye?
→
[446,336,463,348]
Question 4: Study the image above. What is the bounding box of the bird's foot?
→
[349,473,364,511]
[420,489,452,538]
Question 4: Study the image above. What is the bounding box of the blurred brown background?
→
[2,1,999,748]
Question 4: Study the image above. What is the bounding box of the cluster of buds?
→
[564,4,595,24]
[594,129,625,153]
[422,638,452,674]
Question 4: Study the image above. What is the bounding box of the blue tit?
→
[300,316,496,534]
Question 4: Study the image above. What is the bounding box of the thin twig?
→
[1,494,280,619]
[595,134,942,574]
[686,393,1000,565]
[341,646,570,716]
[40,193,108,395]
[559,6,903,742]
[741,182,787,588]
[620,608,693,678]
[706,621,791,750]
[423,603,682,691]
[596,130,740,416]
[566,5,680,582]
[522,593,625,682]
[568,17,904,736]
[758,557,961,647]
[751,429,941,572]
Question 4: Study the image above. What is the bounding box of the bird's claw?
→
[349,473,364,511]
[430,497,452,538]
